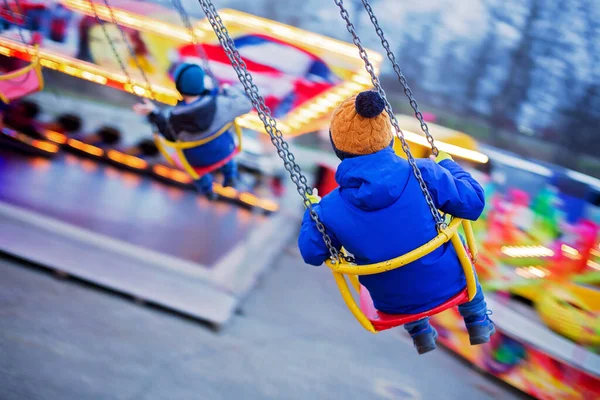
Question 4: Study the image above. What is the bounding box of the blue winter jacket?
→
[298,147,485,314]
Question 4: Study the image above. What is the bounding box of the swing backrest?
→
[326,217,478,333]
[0,51,43,104]
[154,119,243,180]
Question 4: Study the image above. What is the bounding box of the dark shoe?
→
[410,325,439,355]
[205,190,218,201]
[223,176,238,189]
[466,311,496,345]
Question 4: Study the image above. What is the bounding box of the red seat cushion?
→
[192,148,239,177]
[171,148,239,178]
[0,67,42,102]
[359,285,469,331]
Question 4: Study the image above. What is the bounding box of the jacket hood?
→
[335,147,411,211]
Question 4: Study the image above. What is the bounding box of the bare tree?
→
[465,0,503,111]
[490,0,541,128]
[554,0,600,163]
[352,0,363,32]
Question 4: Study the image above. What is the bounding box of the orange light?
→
[169,169,191,184]
[500,245,555,258]
[152,164,192,184]
[0,45,11,56]
[151,167,279,211]
[229,189,280,212]
[107,150,148,170]
[28,139,59,153]
[64,154,79,165]
[121,171,142,187]
[40,59,59,69]
[166,186,185,200]
[2,128,58,153]
[152,164,171,177]
[67,139,104,157]
[80,158,97,172]
[30,157,51,170]
[213,183,238,199]
[587,260,600,271]
[561,244,580,256]
[259,200,279,212]
[239,192,260,206]
[44,130,67,144]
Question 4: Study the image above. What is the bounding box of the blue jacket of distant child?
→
[148,63,252,167]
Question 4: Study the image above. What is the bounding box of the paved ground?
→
[0,251,527,400]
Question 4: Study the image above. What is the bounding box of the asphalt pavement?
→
[0,250,528,400]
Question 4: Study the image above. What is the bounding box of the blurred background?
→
[0,1,598,399]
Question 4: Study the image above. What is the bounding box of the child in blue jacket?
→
[133,63,252,199]
[299,90,495,354]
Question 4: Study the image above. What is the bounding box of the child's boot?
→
[222,160,238,189]
[404,318,438,355]
[458,285,496,345]
[193,175,217,201]
[204,189,218,201]
[464,311,496,345]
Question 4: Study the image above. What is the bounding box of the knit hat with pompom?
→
[329,90,393,160]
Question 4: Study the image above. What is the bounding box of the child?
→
[133,63,252,199]
[299,90,495,354]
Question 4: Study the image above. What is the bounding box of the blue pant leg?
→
[404,317,438,354]
[221,159,238,180]
[403,317,431,335]
[457,278,488,323]
[193,173,214,194]
[458,274,495,344]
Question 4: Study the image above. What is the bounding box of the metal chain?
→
[102,0,218,94]
[171,0,218,87]
[195,0,346,263]
[87,0,133,85]
[333,0,445,229]
[90,0,180,138]
[360,0,439,156]
[100,0,157,97]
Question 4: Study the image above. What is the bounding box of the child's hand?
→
[432,151,453,163]
[306,189,321,204]
[219,83,231,95]
[133,98,156,116]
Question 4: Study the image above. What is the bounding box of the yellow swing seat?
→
[325,217,479,333]
[154,119,242,180]
[0,46,44,104]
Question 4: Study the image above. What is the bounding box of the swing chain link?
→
[87,0,133,85]
[360,0,439,157]
[91,0,183,138]
[171,0,218,87]
[333,0,445,230]
[196,0,348,263]
[100,0,158,101]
